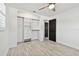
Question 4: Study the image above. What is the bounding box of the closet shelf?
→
[32,29,40,31]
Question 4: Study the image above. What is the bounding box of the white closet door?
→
[17,17,24,42]
[24,18,31,39]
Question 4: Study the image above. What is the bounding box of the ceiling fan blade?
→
[39,3,56,11]
[39,5,49,10]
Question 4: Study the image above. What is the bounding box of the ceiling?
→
[6,3,55,17]
[6,3,79,17]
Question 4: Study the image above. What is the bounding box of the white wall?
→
[0,4,8,56]
[0,18,8,55]
[0,25,8,56]
[0,4,18,56]
[7,7,17,48]
[54,6,79,49]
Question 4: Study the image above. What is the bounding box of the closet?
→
[31,19,40,40]
[24,18,31,40]
[17,17,40,42]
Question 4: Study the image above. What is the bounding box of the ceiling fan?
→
[39,3,56,11]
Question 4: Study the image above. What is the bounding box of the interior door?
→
[49,19,56,42]
[17,17,24,42]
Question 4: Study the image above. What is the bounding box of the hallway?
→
[7,40,79,56]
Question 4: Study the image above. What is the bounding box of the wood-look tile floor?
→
[7,40,79,56]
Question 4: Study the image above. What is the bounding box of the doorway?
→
[45,22,48,38]
[49,19,56,42]
[17,16,24,43]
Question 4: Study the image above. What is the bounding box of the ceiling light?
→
[49,4,55,10]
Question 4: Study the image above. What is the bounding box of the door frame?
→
[49,19,56,42]
[44,22,48,38]
[44,20,49,40]
[17,16,24,42]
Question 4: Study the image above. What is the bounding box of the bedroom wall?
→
[53,4,79,49]
[7,7,17,48]
[0,4,8,56]
[0,4,17,56]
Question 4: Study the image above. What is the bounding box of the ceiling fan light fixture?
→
[48,4,55,10]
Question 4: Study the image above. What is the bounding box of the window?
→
[0,3,6,31]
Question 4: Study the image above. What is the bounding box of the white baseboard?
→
[57,40,79,50]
